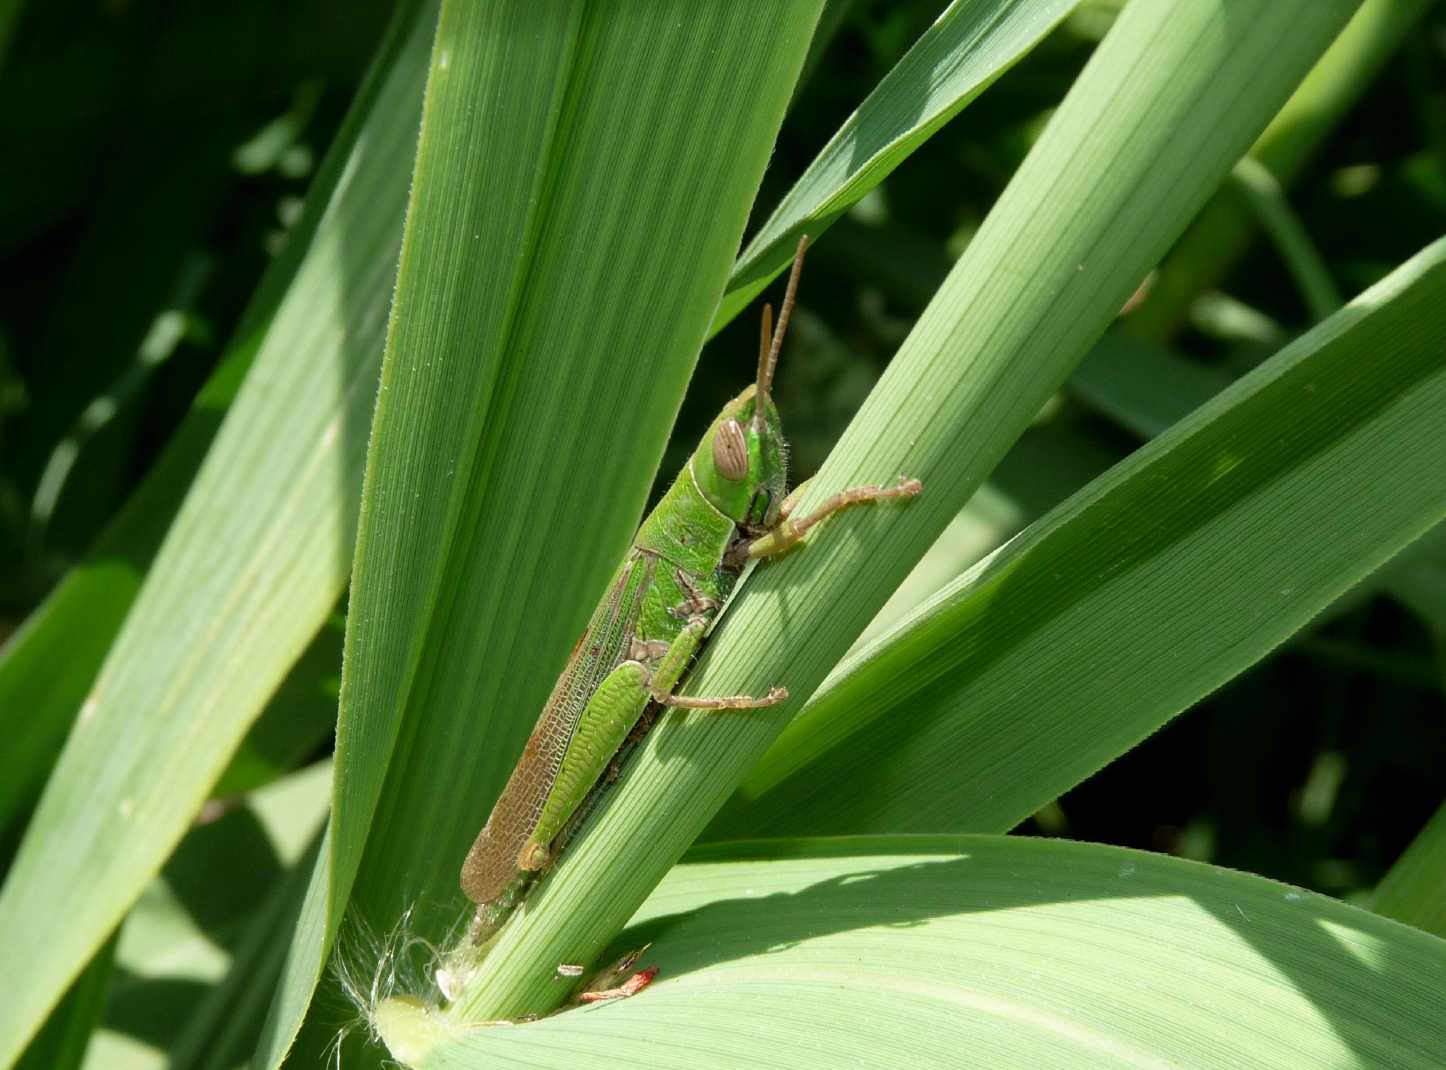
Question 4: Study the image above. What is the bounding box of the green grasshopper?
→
[456,237,920,955]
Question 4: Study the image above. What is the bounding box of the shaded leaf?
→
[1372,802,1446,939]
[398,837,1446,1069]
[0,2,433,1060]
[714,236,1446,841]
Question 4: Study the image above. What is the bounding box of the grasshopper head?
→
[693,236,807,532]
[694,384,787,529]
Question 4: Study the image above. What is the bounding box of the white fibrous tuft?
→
[326,902,466,1066]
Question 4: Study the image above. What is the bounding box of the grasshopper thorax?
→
[692,385,787,531]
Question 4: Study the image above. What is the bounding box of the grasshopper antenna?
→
[754,234,809,430]
[756,301,773,399]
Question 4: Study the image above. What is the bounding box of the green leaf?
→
[15,941,115,1070]
[858,422,1119,647]
[1372,802,1446,939]
[169,841,327,1070]
[449,0,1364,1024]
[259,3,825,1065]
[211,612,343,800]
[1126,0,1435,339]
[713,0,1080,335]
[1069,330,1229,439]
[1070,326,1446,640]
[389,837,1446,1069]
[1229,155,1342,321]
[713,235,1446,842]
[0,2,433,1060]
[79,763,330,1070]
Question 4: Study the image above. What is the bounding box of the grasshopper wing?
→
[460,552,654,903]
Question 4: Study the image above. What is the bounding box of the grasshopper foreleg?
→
[649,683,788,709]
[743,475,922,560]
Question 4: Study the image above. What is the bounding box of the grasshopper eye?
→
[713,417,749,480]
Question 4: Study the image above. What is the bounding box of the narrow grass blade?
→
[714,236,1446,841]
[714,0,1079,335]
[1372,802,1446,939]
[1077,319,1446,635]
[1127,0,1435,339]
[397,837,1446,1069]
[450,0,1364,1023]
[0,3,434,1060]
[1230,155,1343,320]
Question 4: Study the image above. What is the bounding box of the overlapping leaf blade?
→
[448,0,1364,1024]
[258,3,826,1065]
[8,2,1434,1068]
[405,837,1446,1068]
[0,3,434,1061]
[713,0,1080,334]
[711,236,1446,841]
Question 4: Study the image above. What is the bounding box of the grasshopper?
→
[457,237,919,953]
